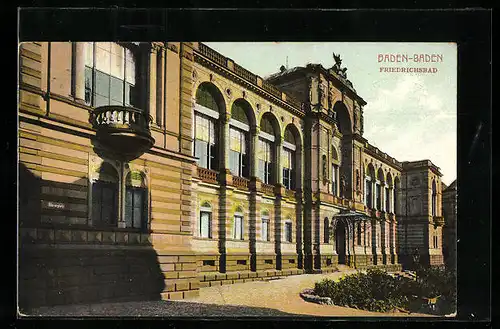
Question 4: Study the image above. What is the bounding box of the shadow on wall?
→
[18,163,165,312]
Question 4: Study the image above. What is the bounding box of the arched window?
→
[284,219,293,243]
[386,173,393,213]
[331,147,339,196]
[85,42,138,107]
[233,206,244,240]
[125,171,148,230]
[357,222,362,245]
[394,176,401,215]
[258,114,277,184]
[432,180,437,216]
[196,84,221,113]
[376,168,384,210]
[199,201,212,238]
[322,154,327,180]
[324,218,330,243]
[283,128,297,190]
[194,83,221,170]
[92,162,119,227]
[229,100,251,177]
[365,164,375,208]
[261,210,270,241]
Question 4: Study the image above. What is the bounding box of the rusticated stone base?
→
[353,254,369,269]
[254,254,277,271]
[319,254,337,271]
[280,254,299,270]
[196,268,305,288]
[19,246,161,309]
[196,254,221,273]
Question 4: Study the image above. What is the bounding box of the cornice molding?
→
[194,52,305,119]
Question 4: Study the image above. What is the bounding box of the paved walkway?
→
[176,269,434,317]
[25,270,435,318]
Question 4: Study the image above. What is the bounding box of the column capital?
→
[250,125,260,135]
[221,112,231,124]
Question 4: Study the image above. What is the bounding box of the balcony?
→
[233,176,250,190]
[433,216,445,226]
[285,188,296,200]
[197,167,219,184]
[261,182,275,196]
[91,106,154,158]
[198,43,228,68]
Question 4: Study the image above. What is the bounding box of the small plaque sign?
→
[47,201,65,210]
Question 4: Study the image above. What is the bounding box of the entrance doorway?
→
[335,220,347,264]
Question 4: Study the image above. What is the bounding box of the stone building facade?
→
[18,42,446,309]
[442,180,457,270]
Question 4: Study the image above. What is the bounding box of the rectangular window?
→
[229,127,247,177]
[203,260,215,266]
[282,148,295,189]
[258,139,273,184]
[376,184,381,210]
[200,211,211,238]
[84,42,137,108]
[332,164,337,196]
[366,179,372,208]
[233,215,243,240]
[285,222,292,242]
[124,187,146,229]
[92,181,118,226]
[194,114,217,170]
[385,187,390,212]
[262,218,269,241]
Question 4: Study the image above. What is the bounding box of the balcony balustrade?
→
[285,188,296,200]
[234,63,258,84]
[261,182,275,196]
[90,105,154,158]
[198,43,228,68]
[233,176,250,190]
[197,167,219,184]
[262,80,282,98]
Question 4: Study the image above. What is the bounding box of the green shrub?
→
[313,267,456,314]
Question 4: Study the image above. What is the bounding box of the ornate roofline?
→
[194,43,305,118]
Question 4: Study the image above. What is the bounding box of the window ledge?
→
[193,236,216,241]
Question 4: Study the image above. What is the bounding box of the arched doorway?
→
[335,220,347,264]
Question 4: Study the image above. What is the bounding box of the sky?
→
[206,42,457,185]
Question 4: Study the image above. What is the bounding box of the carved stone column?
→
[250,126,260,179]
[220,113,231,175]
[73,42,86,103]
[276,136,284,186]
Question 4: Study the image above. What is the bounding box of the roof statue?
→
[332,52,349,80]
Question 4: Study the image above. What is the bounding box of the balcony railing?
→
[234,63,258,84]
[197,167,219,184]
[261,182,275,196]
[286,94,302,109]
[90,105,154,157]
[285,189,296,200]
[262,80,282,98]
[198,43,228,68]
[233,176,250,190]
